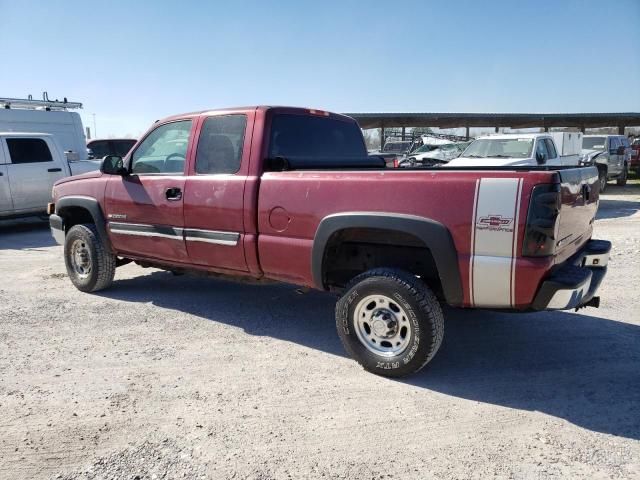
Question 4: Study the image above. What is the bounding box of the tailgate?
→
[555,166,599,261]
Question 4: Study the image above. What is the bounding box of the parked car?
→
[87,138,137,160]
[370,140,414,168]
[630,137,640,175]
[401,141,470,166]
[447,133,581,168]
[0,132,99,218]
[49,106,609,378]
[382,140,412,154]
[580,135,631,191]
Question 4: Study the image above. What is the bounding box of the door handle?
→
[165,187,182,201]
[48,168,62,172]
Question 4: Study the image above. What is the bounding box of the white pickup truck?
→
[0,132,100,218]
[448,132,582,167]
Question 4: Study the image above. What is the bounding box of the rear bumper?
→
[50,214,65,245]
[531,239,611,311]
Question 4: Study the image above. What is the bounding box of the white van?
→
[0,95,88,161]
[448,133,582,167]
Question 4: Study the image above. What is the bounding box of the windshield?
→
[582,137,606,150]
[462,138,533,159]
[383,141,412,153]
[413,144,438,154]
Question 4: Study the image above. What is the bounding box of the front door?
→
[183,114,250,271]
[608,137,623,175]
[2,136,65,213]
[0,146,12,214]
[104,120,193,263]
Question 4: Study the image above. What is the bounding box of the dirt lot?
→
[1,182,639,480]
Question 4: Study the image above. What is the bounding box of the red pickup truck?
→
[49,106,610,377]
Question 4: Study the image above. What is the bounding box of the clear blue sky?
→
[1,0,639,137]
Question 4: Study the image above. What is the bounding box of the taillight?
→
[393,158,399,168]
[522,184,561,257]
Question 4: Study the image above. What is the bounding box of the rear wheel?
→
[64,224,116,292]
[335,268,444,378]
[616,164,628,186]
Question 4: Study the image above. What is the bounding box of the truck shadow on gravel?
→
[596,182,640,219]
[101,271,640,441]
[412,307,640,441]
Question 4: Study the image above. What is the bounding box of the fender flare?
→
[56,195,113,252]
[312,212,463,306]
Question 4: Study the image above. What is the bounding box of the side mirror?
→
[100,155,127,175]
[536,151,547,164]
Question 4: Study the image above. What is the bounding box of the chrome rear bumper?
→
[532,239,611,311]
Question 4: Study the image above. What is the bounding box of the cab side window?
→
[6,138,53,164]
[544,139,557,159]
[608,137,619,152]
[131,120,192,174]
[535,138,549,160]
[195,115,247,174]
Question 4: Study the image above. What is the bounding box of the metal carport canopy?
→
[343,112,640,130]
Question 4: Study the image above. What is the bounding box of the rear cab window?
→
[267,113,366,167]
[6,138,53,164]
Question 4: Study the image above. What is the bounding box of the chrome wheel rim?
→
[353,294,412,357]
[70,239,92,279]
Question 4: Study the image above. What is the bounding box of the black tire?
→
[598,167,607,193]
[335,268,444,378]
[64,224,116,292]
[616,164,628,186]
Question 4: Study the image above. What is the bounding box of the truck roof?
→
[476,133,549,140]
[0,131,53,137]
[158,106,357,124]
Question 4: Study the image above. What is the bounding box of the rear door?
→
[2,136,65,212]
[104,120,193,263]
[183,113,251,271]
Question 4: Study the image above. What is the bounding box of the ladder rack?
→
[1,92,82,110]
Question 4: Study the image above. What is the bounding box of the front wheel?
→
[598,167,608,193]
[64,224,116,292]
[335,268,444,378]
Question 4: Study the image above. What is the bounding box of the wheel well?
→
[58,206,95,232]
[322,227,443,298]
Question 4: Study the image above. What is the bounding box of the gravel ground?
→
[0,182,639,480]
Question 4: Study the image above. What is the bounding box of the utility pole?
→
[92,113,97,138]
